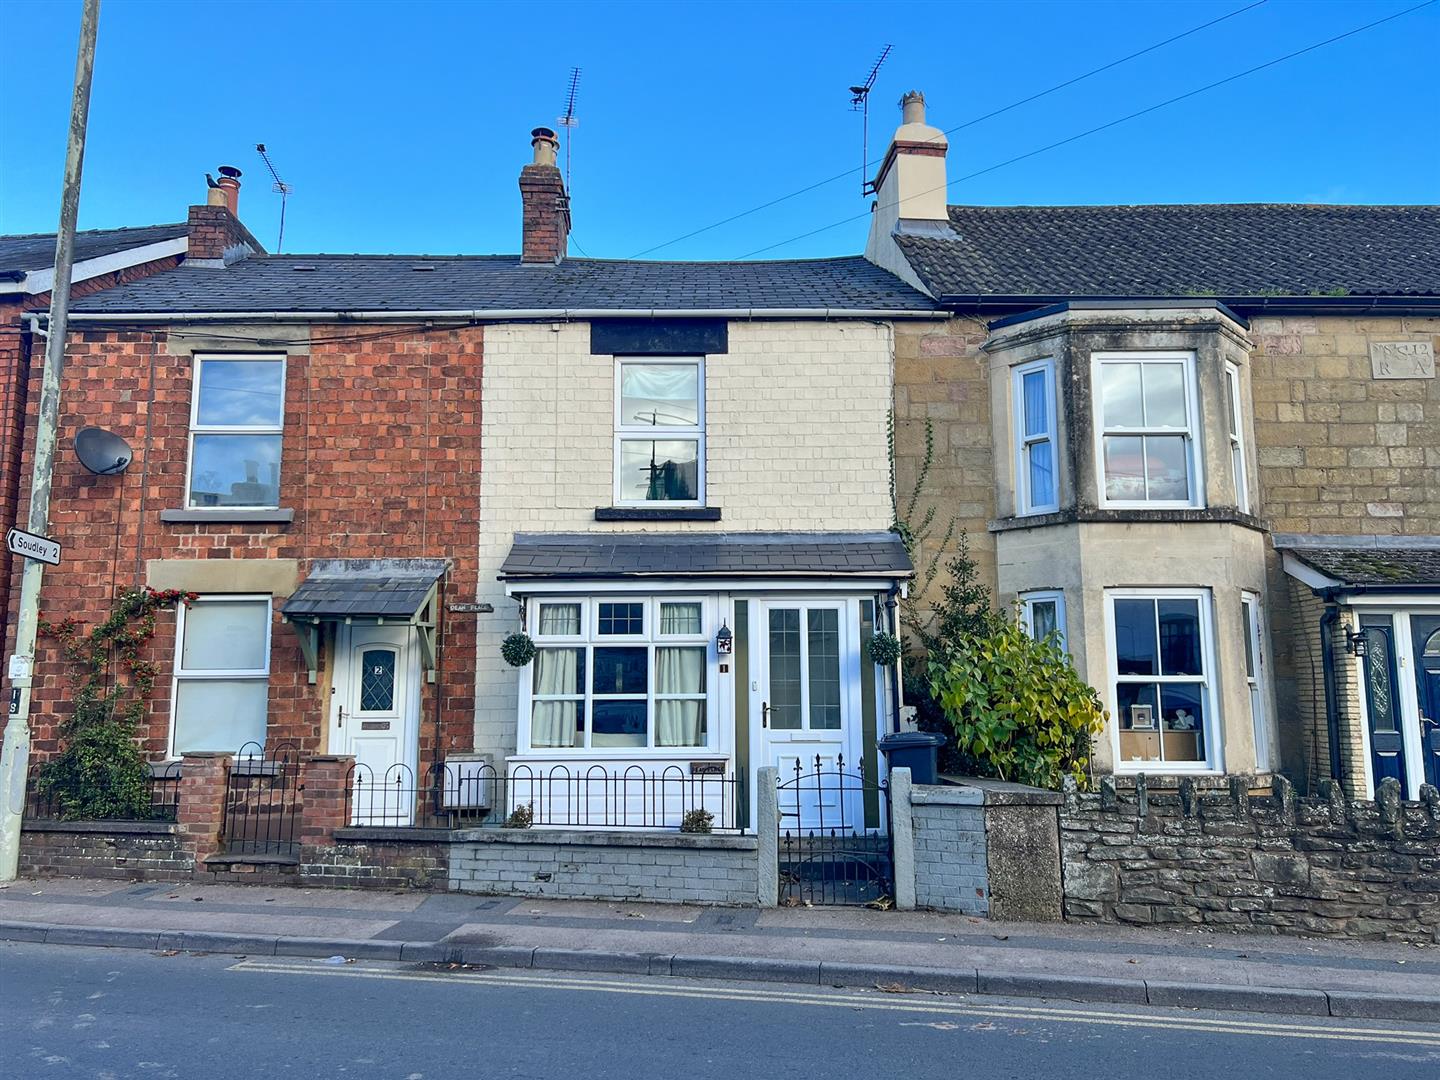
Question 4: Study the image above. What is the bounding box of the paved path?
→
[2,876,1437,1020]
[4,942,1439,1080]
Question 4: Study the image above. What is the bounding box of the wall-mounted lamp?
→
[1344,625,1368,657]
[716,621,733,655]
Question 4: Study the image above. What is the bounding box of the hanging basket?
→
[868,631,903,667]
[501,631,537,668]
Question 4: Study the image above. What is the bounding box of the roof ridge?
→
[945,203,1439,213]
[0,222,186,242]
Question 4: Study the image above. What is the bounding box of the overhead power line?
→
[629,0,1270,258]
[738,0,1436,259]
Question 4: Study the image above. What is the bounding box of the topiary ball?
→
[869,631,903,667]
[501,631,537,667]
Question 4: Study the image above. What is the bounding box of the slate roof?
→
[67,254,939,314]
[0,223,187,280]
[281,558,448,619]
[499,532,913,580]
[1274,536,1440,587]
[895,204,1440,299]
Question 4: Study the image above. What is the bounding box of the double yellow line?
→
[230,960,1440,1049]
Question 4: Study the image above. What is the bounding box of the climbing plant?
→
[36,586,195,820]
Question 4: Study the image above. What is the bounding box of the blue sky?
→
[1,0,1436,261]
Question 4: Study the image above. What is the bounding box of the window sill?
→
[594,506,721,522]
[990,507,1266,533]
[160,508,295,525]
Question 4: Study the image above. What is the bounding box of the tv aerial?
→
[849,44,893,196]
[255,143,294,252]
[558,67,582,194]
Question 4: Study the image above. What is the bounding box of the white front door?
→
[331,624,421,825]
[756,600,862,831]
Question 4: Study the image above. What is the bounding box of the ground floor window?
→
[170,595,272,755]
[1020,590,1067,651]
[1107,589,1216,769]
[526,597,711,751]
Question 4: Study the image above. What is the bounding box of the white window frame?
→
[185,353,286,510]
[167,594,273,758]
[1240,591,1273,773]
[522,595,716,755]
[1105,587,1220,774]
[613,357,705,508]
[1013,358,1059,515]
[1225,361,1249,514]
[1092,350,1204,510]
[1020,590,1067,651]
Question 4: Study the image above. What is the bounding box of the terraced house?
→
[869,91,1440,801]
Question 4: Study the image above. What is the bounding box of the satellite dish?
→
[74,427,133,475]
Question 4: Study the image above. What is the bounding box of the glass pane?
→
[657,644,706,749]
[656,647,705,695]
[181,600,269,671]
[1361,626,1400,734]
[807,608,842,730]
[659,602,702,635]
[1113,599,1158,676]
[1142,363,1187,428]
[1029,600,1058,642]
[195,359,284,427]
[1116,682,1159,730]
[1144,436,1190,501]
[657,700,705,747]
[592,700,647,747]
[538,603,581,636]
[1240,601,1256,678]
[533,648,584,696]
[1022,369,1049,437]
[1424,630,1440,658]
[768,609,802,730]
[593,646,647,695]
[189,433,281,507]
[1160,685,1206,762]
[1027,440,1055,508]
[173,678,267,754]
[618,440,699,502]
[1102,435,1145,501]
[597,602,644,636]
[1100,362,1143,428]
[358,649,396,711]
[531,700,583,748]
[1157,599,1202,675]
[1224,369,1239,437]
[620,363,700,427]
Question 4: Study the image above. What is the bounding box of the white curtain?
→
[660,603,701,635]
[532,648,580,748]
[539,604,580,635]
[656,647,705,747]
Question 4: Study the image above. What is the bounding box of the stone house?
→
[867,91,1440,799]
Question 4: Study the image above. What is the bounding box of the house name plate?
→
[1370,341,1435,380]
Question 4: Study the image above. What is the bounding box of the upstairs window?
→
[1093,352,1201,508]
[1013,359,1058,514]
[1225,362,1249,513]
[187,355,285,509]
[614,359,704,506]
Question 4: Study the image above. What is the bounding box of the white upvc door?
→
[330,624,422,825]
[754,599,862,831]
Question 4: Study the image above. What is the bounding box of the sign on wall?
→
[1370,341,1435,380]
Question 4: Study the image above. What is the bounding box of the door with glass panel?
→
[1412,616,1440,791]
[332,624,420,825]
[758,601,857,830]
[1359,614,1408,791]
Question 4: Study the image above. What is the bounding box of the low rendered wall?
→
[21,821,193,882]
[448,829,760,905]
[1061,776,1440,943]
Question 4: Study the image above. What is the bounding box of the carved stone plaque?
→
[1370,341,1435,379]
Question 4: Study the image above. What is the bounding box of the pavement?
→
[2,876,1438,1022]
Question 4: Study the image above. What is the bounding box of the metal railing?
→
[25,760,182,823]
[221,742,303,855]
[346,760,741,833]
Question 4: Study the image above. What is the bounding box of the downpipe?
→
[1319,602,1343,783]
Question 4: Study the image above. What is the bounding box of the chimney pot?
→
[531,127,560,168]
[900,91,926,126]
[213,165,242,215]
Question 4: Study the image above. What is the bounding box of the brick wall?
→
[303,830,451,889]
[1060,775,1440,943]
[910,788,989,915]
[6,321,481,762]
[448,829,760,904]
[20,821,192,881]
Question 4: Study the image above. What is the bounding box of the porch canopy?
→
[281,558,448,682]
[497,531,913,585]
[1276,534,1440,595]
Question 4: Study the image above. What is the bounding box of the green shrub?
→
[504,803,534,829]
[927,616,1106,791]
[679,808,714,834]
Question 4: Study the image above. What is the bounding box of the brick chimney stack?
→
[188,164,264,264]
[519,127,570,264]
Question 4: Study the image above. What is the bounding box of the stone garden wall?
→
[1060,775,1440,943]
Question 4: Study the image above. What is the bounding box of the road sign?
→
[5,528,60,566]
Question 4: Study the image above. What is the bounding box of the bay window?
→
[1108,589,1217,769]
[187,354,285,509]
[1013,359,1058,514]
[1093,352,1201,507]
[527,598,710,751]
[1225,361,1249,513]
[614,359,705,506]
[170,596,272,755]
[1020,590,1067,651]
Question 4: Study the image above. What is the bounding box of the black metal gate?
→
[776,755,892,906]
[222,742,302,855]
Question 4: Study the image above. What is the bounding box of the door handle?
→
[762,702,769,729]
[337,706,345,729]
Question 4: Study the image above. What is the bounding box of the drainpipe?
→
[885,587,903,735]
[1318,601,1343,782]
